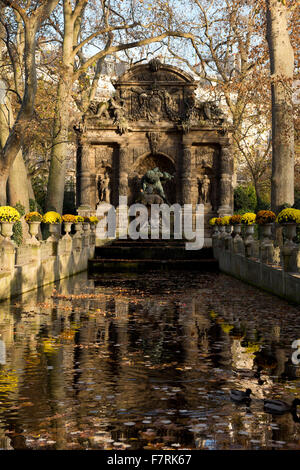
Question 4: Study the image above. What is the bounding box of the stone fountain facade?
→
[75,59,234,239]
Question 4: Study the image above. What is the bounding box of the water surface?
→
[0,271,300,450]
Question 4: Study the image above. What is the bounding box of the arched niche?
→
[128,153,176,205]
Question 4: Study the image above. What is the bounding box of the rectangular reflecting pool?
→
[0,270,300,450]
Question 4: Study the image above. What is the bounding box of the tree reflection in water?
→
[0,271,299,450]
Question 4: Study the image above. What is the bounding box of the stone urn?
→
[74,222,83,238]
[63,222,73,238]
[83,222,90,233]
[0,221,14,240]
[244,224,255,257]
[28,221,41,243]
[90,224,97,233]
[261,223,273,243]
[232,224,244,254]
[212,225,219,239]
[232,223,242,239]
[281,223,297,271]
[224,225,233,250]
[219,225,226,238]
[283,223,297,248]
[47,223,61,241]
[259,223,274,264]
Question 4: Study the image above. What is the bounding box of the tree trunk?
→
[0,93,31,211]
[266,0,295,212]
[45,7,74,213]
[7,152,30,212]
[45,77,71,213]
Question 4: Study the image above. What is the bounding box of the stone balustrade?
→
[212,223,300,304]
[0,223,96,301]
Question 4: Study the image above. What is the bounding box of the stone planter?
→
[90,224,97,233]
[224,225,232,250]
[63,222,73,238]
[233,223,242,236]
[283,223,297,248]
[47,223,61,241]
[281,223,297,271]
[27,221,41,244]
[212,225,219,239]
[232,224,244,254]
[218,225,226,237]
[259,223,274,264]
[261,223,273,244]
[0,221,14,241]
[73,222,83,239]
[244,224,255,257]
[83,222,90,232]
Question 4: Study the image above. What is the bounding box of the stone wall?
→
[212,226,300,304]
[0,231,95,302]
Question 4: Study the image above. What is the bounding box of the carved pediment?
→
[84,60,228,129]
[116,59,195,84]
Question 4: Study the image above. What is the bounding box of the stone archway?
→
[128,153,176,204]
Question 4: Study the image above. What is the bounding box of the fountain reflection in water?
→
[0,271,299,450]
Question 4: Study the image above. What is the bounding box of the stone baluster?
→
[0,241,15,272]
[218,146,233,217]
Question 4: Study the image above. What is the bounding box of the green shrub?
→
[12,202,25,246]
[234,184,257,213]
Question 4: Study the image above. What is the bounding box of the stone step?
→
[88,258,218,273]
[95,245,213,260]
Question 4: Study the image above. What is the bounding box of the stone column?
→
[78,141,94,212]
[218,145,233,217]
[181,144,192,205]
[118,144,128,200]
[117,144,129,237]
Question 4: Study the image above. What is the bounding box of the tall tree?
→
[0,0,59,205]
[45,0,193,213]
[160,0,271,193]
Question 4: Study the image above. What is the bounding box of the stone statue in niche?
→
[198,174,211,204]
[98,173,110,203]
[140,167,174,204]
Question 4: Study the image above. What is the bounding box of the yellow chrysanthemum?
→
[221,216,232,226]
[241,212,256,225]
[42,211,62,224]
[0,206,20,223]
[62,214,76,223]
[25,211,43,222]
[276,208,300,224]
